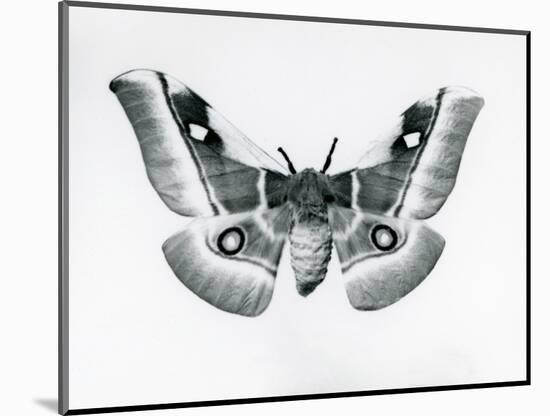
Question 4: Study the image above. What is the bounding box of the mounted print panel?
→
[59,1,530,414]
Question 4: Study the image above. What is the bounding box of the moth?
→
[110,69,484,317]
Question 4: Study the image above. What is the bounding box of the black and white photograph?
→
[5,1,547,416]
[58,1,530,414]
[56,2,530,413]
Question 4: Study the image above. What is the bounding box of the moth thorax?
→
[289,212,332,297]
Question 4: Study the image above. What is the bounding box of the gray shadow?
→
[34,398,58,413]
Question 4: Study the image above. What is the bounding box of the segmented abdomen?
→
[289,215,332,296]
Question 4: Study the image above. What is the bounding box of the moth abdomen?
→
[289,215,332,296]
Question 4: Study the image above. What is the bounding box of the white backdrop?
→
[1,0,547,416]
[66,4,527,410]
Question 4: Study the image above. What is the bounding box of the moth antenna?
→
[320,137,338,174]
[277,147,297,174]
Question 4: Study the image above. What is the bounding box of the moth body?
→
[288,169,334,296]
[289,215,332,296]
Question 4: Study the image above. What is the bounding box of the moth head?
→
[287,169,334,222]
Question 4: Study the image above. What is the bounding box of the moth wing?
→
[110,69,289,217]
[330,86,484,219]
[163,205,291,317]
[328,87,482,309]
[329,206,444,310]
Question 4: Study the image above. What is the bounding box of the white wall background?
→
[65,4,527,411]
[0,0,547,415]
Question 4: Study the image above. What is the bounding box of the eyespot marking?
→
[217,227,246,255]
[371,224,398,251]
[188,123,209,141]
[403,132,421,148]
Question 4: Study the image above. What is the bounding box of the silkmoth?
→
[110,70,484,317]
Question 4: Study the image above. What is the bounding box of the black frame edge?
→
[525,31,531,385]
[63,0,529,35]
[59,1,70,415]
[66,380,530,415]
